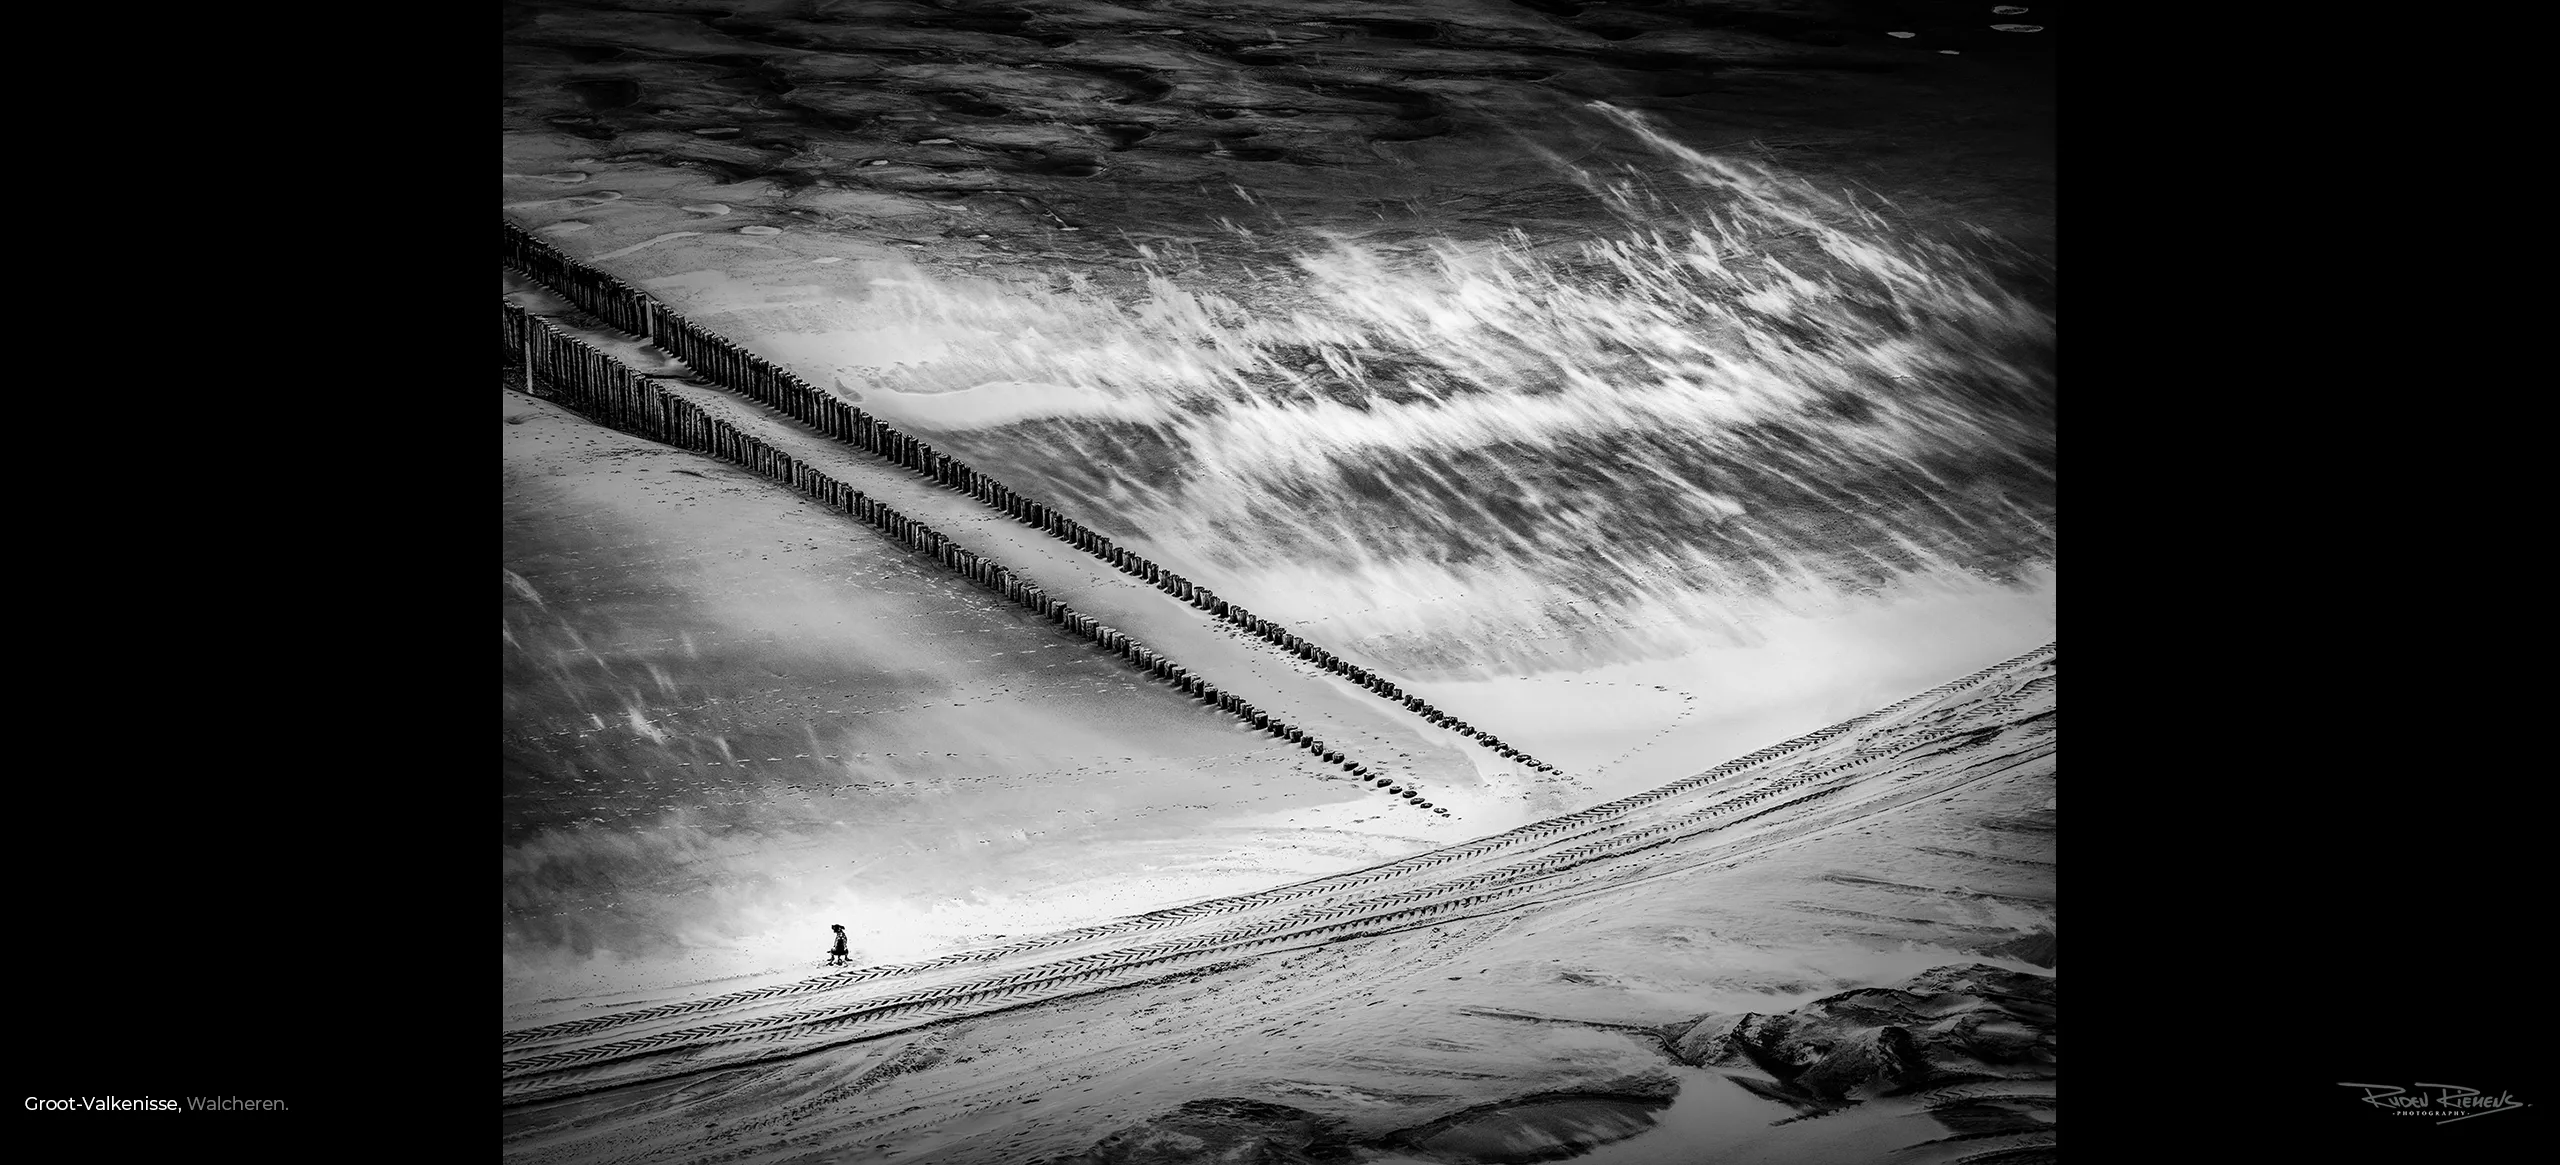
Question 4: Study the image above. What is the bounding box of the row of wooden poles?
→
[504,219,1560,779]
[507,302,1450,815]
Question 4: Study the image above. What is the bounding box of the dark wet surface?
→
[501,0,2051,253]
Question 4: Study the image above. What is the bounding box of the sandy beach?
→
[505,2,2054,1160]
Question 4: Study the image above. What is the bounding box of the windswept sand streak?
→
[505,221,1559,782]
[507,299,1453,811]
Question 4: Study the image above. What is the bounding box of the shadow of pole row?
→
[507,298,1447,815]
[505,219,1562,783]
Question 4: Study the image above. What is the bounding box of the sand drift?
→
[503,639,2051,1107]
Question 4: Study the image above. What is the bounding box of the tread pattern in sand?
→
[501,643,2054,1107]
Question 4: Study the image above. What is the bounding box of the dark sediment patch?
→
[1978,929,2056,969]
[562,77,642,110]
[1374,116,1456,142]
[929,92,1013,118]
[1096,122,1156,149]
[1314,81,1442,120]
[1384,1086,1676,1163]
[1588,47,1714,74]
[699,55,796,96]
[1346,19,1442,42]
[1058,1077,1681,1165]
[1058,1098,1354,1164]
[1002,154,1105,178]
[1663,963,2056,1109]
[1092,66,1176,104]
[918,5,1037,37]
[544,114,619,141]
[1580,22,1654,43]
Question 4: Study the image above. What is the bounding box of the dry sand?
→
[502,629,2056,1163]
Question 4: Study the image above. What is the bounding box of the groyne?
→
[508,302,1446,813]
[502,221,1559,781]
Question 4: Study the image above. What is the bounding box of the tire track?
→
[504,643,2051,1052]
[503,646,2055,1107]
[503,645,2048,1054]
